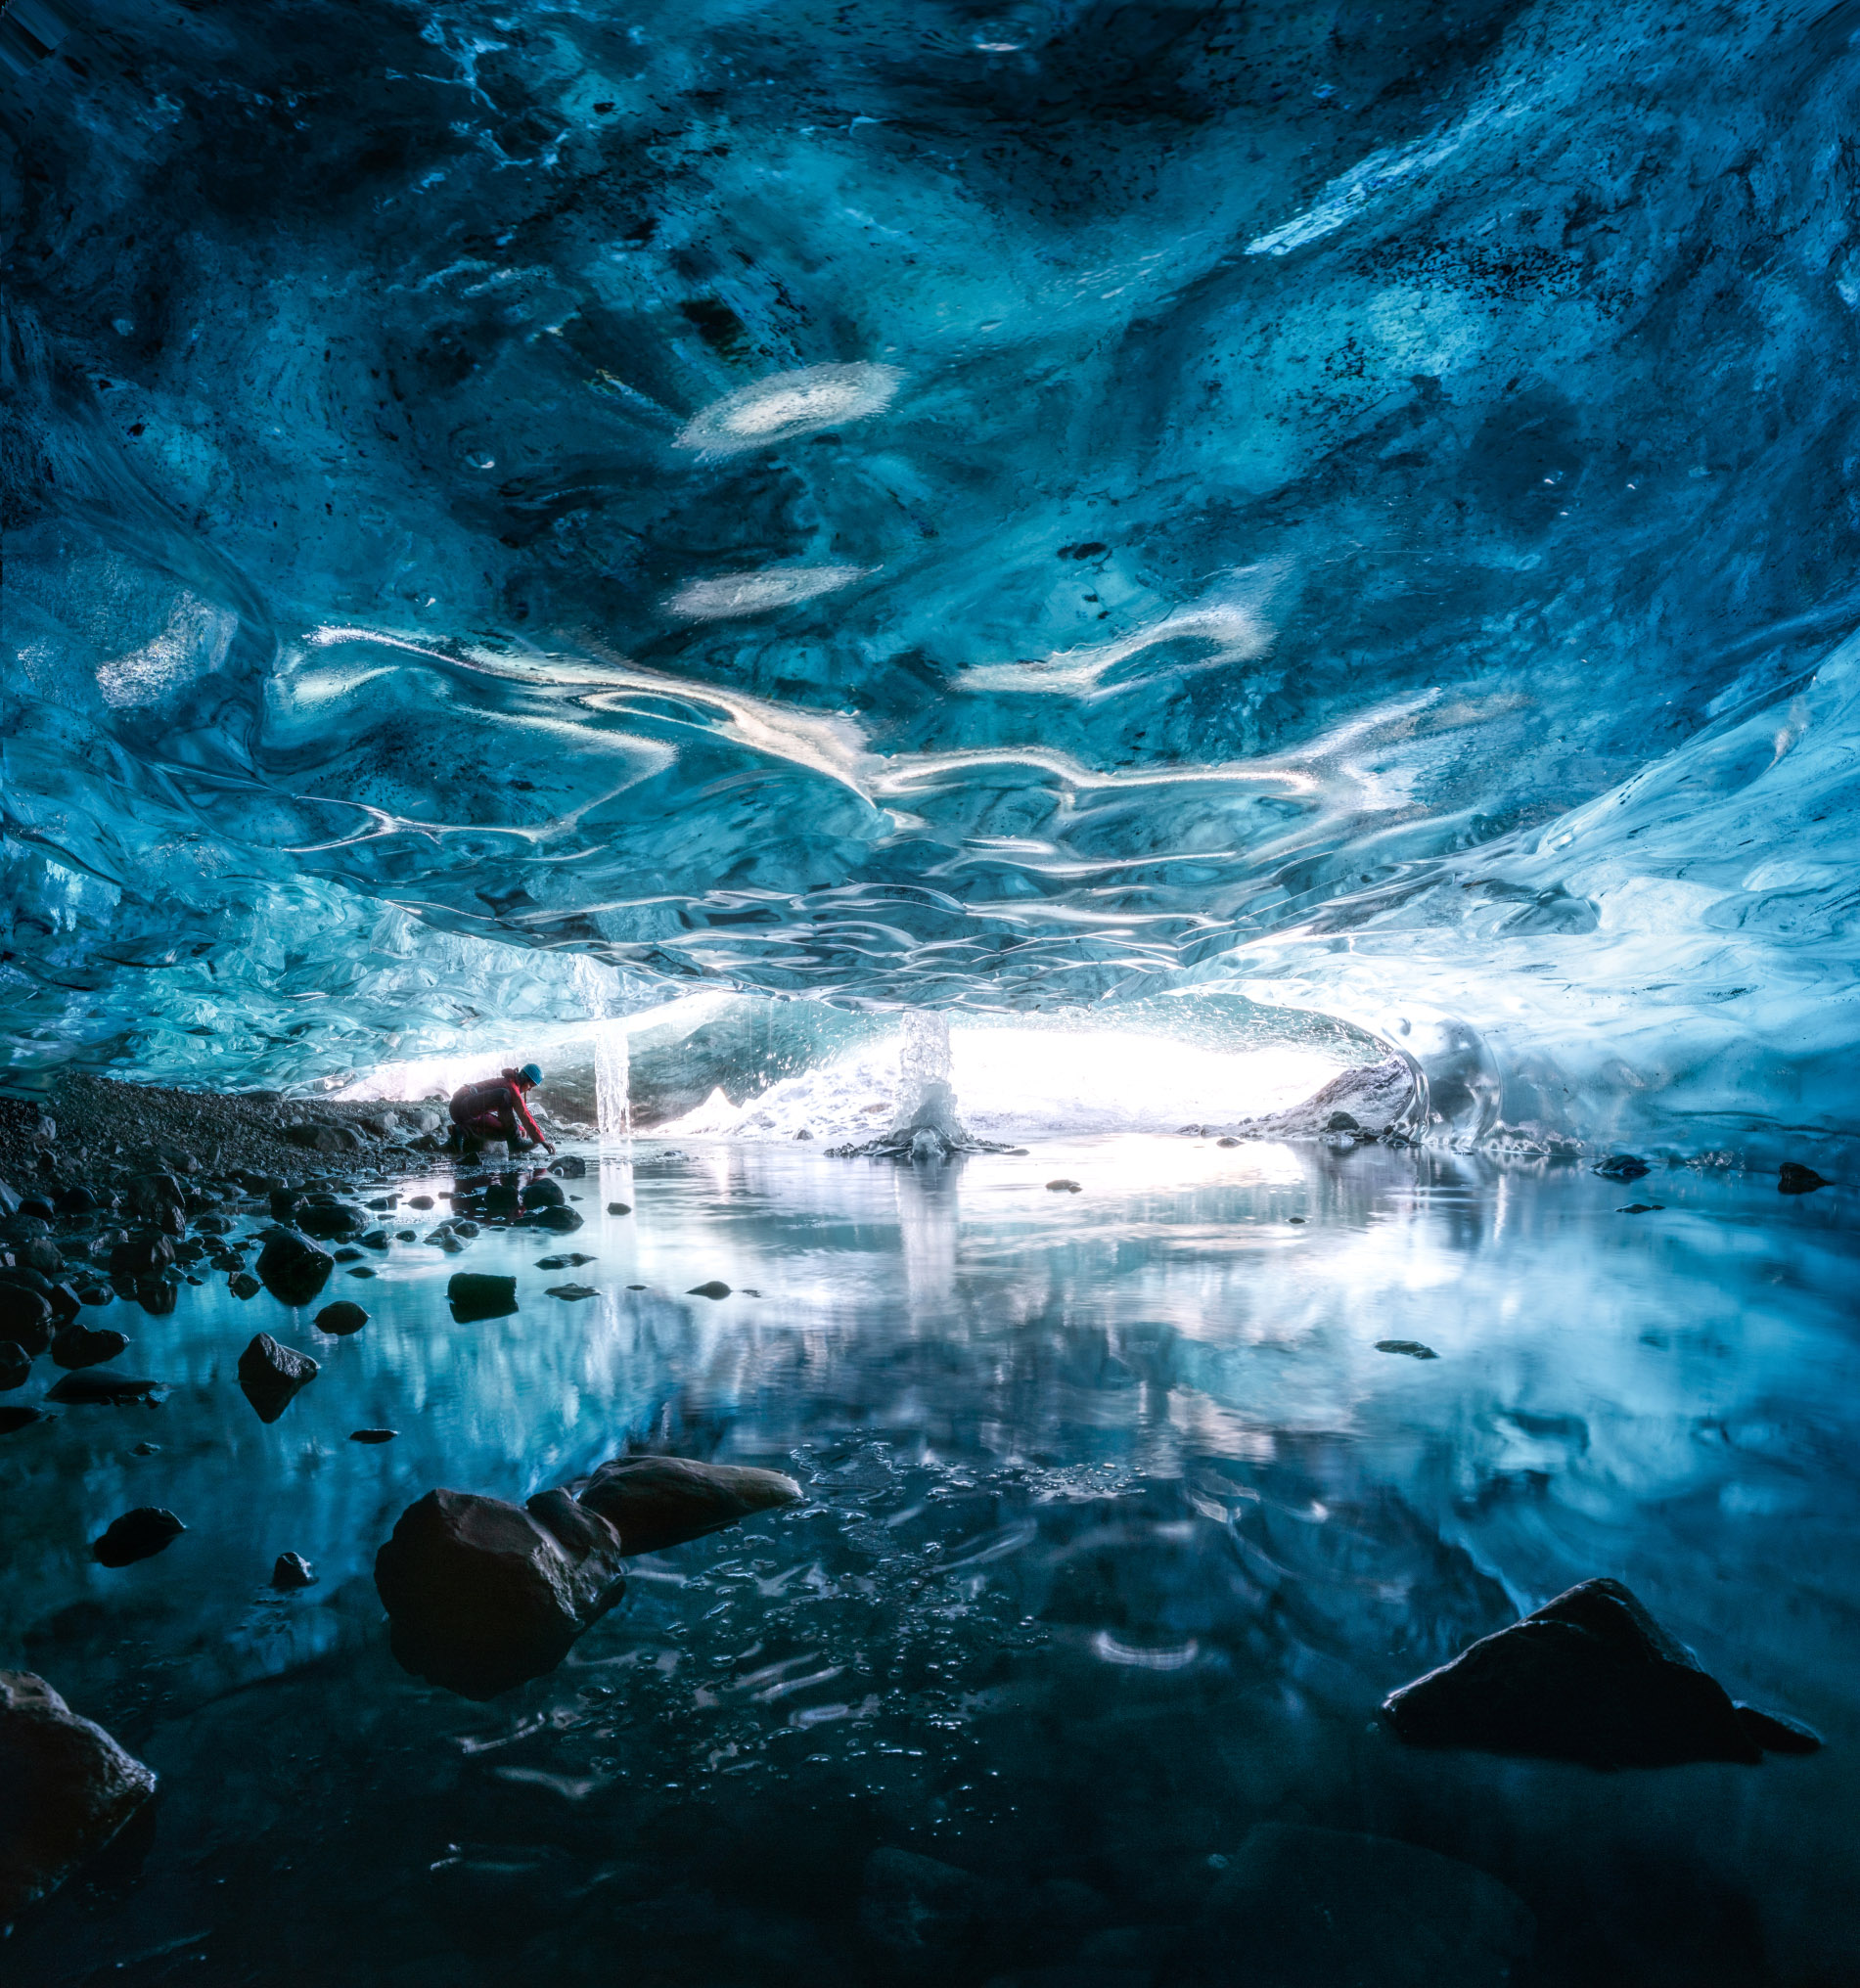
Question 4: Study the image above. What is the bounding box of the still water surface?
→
[4,1139,1856,1985]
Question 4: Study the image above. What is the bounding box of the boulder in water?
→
[522,1203,583,1233]
[1382,1576,1816,1766]
[0,1671,158,1920]
[237,1333,319,1423]
[52,1322,129,1370]
[687,1280,731,1299]
[1778,1161,1829,1195]
[448,1272,518,1322]
[272,1552,318,1590]
[577,1454,802,1554]
[0,1341,29,1390]
[1592,1154,1650,1181]
[373,1486,628,1699]
[255,1228,334,1306]
[313,1299,369,1335]
[92,1507,186,1567]
[108,1234,172,1280]
[521,1177,566,1211]
[296,1199,365,1241]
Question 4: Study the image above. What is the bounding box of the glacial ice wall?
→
[3,0,1859,1154]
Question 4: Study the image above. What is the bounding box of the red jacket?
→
[449,1076,545,1144]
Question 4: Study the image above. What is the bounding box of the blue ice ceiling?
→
[3,0,1858,1156]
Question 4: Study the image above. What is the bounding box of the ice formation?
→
[4,1,1858,1162]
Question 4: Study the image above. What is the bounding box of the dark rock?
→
[92,1508,187,1567]
[17,1197,56,1223]
[521,1177,566,1211]
[228,1271,260,1300]
[1376,1340,1438,1360]
[0,1180,17,1218]
[687,1280,731,1299]
[1778,1161,1830,1195]
[272,1552,318,1589]
[373,1486,628,1698]
[606,1200,632,1216]
[54,1185,102,1216]
[1617,1202,1663,1214]
[123,1172,185,1227]
[482,1183,520,1218]
[448,1272,519,1323]
[255,1228,334,1306]
[549,1154,587,1178]
[131,1441,160,1456]
[1184,1823,1533,1988]
[407,1196,434,1209]
[861,1847,987,1965]
[450,1219,480,1240]
[332,1246,364,1263]
[52,1322,130,1371]
[1045,1179,1082,1193]
[0,1286,55,1356]
[46,1370,164,1405]
[1592,1153,1650,1181]
[0,1404,51,1434]
[1383,1576,1776,1767]
[268,1188,304,1223]
[546,1284,601,1301]
[191,1211,234,1236]
[1325,1110,1362,1132]
[237,1333,319,1423]
[522,1203,583,1233]
[314,1300,369,1335]
[108,1234,172,1280]
[0,1340,29,1390]
[367,1196,398,1211]
[535,1252,596,1269]
[359,1229,389,1250]
[577,1454,802,1555]
[350,1426,397,1443]
[297,1200,365,1241]
[135,1280,177,1316]
[1735,1702,1823,1754]
[0,1671,158,1920]
[346,1266,376,1280]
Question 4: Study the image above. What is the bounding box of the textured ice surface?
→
[4,0,1860,1157]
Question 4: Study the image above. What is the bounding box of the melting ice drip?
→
[593,1020,631,1147]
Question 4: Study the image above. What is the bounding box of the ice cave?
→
[1,0,1856,1981]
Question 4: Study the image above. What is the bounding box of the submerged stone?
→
[373,1486,628,1699]
[314,1299,369,1335]
[687,1280,731,1299]
[237,1333,320,1423]
[0,1405,52,1435]
[1592,1154,1651,1181]
[272,1552,318,1589]
[545,1283,600,1301]
[0,1671,157,1921]
[1376,1340,1438,1360]
[576,1454,802,1555]
[46,1370,164,1405]
[0,1342,29,1390]
[1045,1178,1083,1193]
[1381,1576,1808,1767]
[92,1507,186,1567]
[522,1203,583,1233]
[1778,1161,1829,1195]
[1185,1823,1533,1988]
[350,1426,397,1443]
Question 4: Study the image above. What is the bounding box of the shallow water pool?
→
[4,1138,1856,1985]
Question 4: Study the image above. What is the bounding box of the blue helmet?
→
[519,1062,543,1087]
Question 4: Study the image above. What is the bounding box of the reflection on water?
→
[4,1139,1856,1985]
